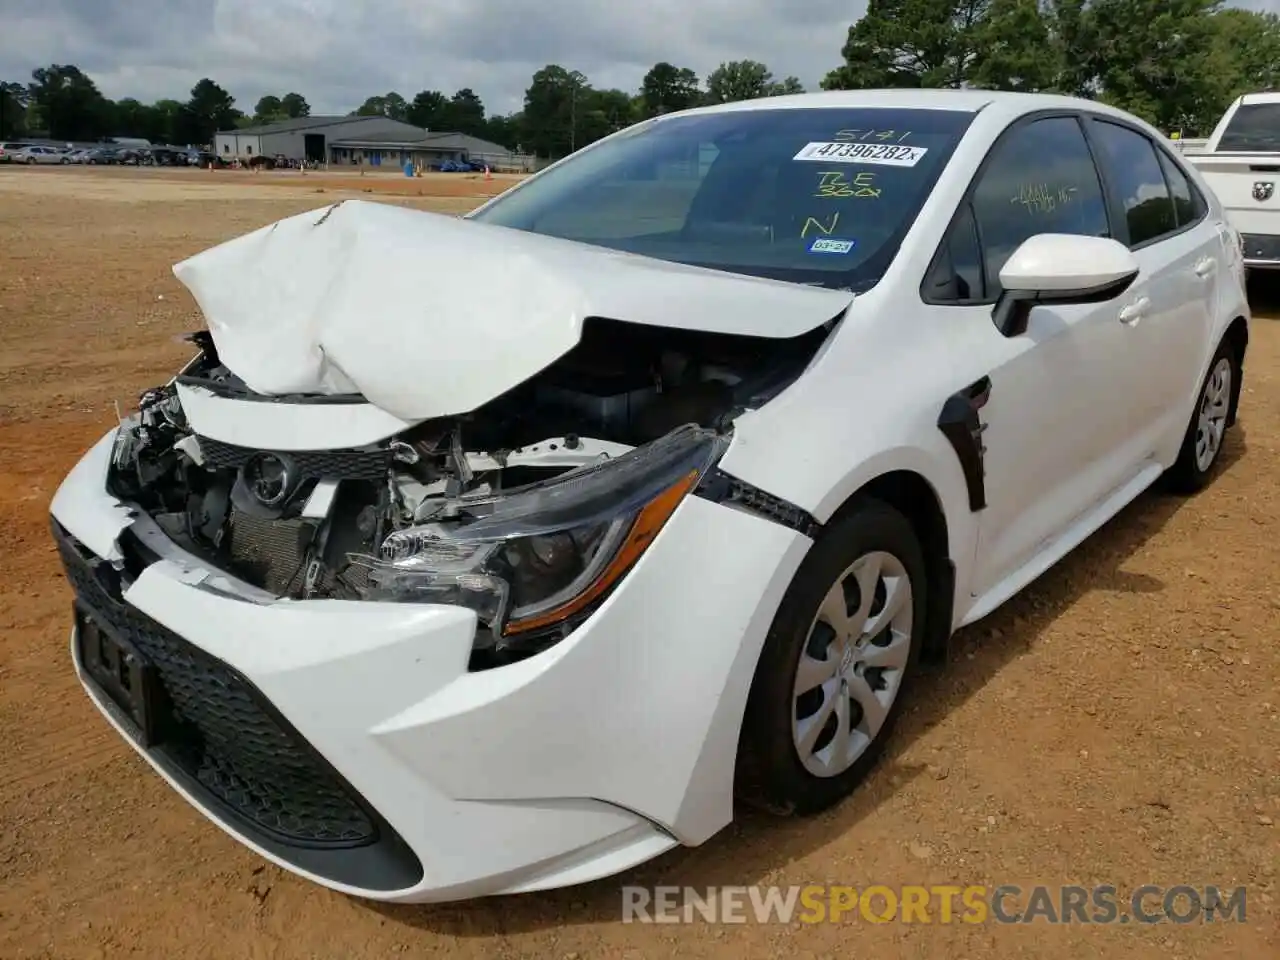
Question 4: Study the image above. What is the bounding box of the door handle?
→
[1118,296,1150,325]
[1194,256,1216,278]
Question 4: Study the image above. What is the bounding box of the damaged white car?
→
[51,90,1248,902]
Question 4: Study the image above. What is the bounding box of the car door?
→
[1084,117,1213,453]
[920,114,1144,600]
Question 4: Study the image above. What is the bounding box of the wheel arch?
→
[828,469,957,664]
[1223,315,1248,426]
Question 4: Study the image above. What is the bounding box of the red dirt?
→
[0,165,1275,959]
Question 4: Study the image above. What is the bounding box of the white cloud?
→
[0,0,861,115]
[1,0,1276,118]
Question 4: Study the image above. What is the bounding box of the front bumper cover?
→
[51,428,811,902]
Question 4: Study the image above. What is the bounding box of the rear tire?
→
[735,498,927,816]
[1165,338,1238,494]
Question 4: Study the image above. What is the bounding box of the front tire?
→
[1166,338,1238,493]
[736,498,927,816]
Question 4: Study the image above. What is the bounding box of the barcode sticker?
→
[794,142,928,167]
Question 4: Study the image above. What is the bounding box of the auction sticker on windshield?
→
[793,141,928,167]
[808,238,856,254]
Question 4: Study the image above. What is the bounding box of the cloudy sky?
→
[1,0,1278,119]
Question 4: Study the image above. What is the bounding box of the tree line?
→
[2,1,1277,156]
[0,58,804,155]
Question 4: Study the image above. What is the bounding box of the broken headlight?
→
[356,425,727,644]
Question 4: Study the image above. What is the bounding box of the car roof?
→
[680,88,1139,124]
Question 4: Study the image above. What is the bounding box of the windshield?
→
[470,107,974,290]
[1217,102,1280,152]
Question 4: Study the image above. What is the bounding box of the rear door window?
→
[1088,120,1178,247]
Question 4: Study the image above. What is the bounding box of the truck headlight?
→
[355,425,727,646]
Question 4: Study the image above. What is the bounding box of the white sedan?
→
[11,145,70,164]
[50,90,1248,902]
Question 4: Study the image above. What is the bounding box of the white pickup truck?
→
[1185,92,1280,272]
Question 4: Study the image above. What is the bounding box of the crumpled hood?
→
[172,199,854,422]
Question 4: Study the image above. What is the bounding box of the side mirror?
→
[993,234,1139,337]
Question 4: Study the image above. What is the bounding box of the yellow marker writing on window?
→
[801,211,841,238]
[815,171,882,199]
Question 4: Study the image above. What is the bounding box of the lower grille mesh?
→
[55,526,378,847]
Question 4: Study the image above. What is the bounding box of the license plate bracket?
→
[75,605,164,747]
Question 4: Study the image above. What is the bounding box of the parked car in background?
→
[189,151,223,168]
[432,158,486,172]
[84,147,120,165]
[1184,91,1280,272]
[0,142,22,163]
[10,145,67,165]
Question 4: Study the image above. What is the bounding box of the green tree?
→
[110,98,167,141]
[355,92,408,121]
[970,0,1058,91]
[577,88,637,143]
[1202,8,1280,115]
[822,0,991,89]
[706,60,789,103]
[28,64,112,139]
[152,99,184,142]
[1042,0,1095,97]
[280,92,310,118]
[407,90,448,128]
[640,62,702,116]
[253,95,284,122]
[0,81,30,138]
[183,78,240,143]
[446,88,486,136]
[768,76,806,96]
[483,113,522,149]
[1084,0,1224,132]
[522,65,588,156]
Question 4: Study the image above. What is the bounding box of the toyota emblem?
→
[241,452,295,507]
[1253,181,1274,202]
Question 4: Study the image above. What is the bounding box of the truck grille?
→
[54,523,378,847]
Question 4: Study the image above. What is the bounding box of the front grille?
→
[197,436,391,481]
[1240,233,1280,262]
[54,525,377,848]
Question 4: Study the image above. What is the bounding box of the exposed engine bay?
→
[106,317,832,665]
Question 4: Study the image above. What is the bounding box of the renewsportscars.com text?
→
[621,884,1248,925]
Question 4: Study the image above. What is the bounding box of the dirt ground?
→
[0,165,1276,959]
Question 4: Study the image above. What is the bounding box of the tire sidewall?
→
[1172,339,1238,490]
[737,498,928,816]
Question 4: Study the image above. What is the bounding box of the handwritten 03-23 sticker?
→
[793,141,928,167]
[808,237,856,254]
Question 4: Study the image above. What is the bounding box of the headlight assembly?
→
[354,424,728,650]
